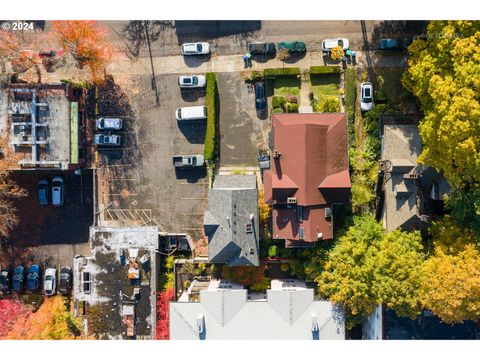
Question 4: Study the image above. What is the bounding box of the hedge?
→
[309,66,341,74]
[345,68,356,148]
[264,67,301,78]
[204,72,219,161]
[272,96,286,108]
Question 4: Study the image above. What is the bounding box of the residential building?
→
[0,83,86,170]
[73,226,159,339]
[170,278,345,340]
[203,174,259,266]
[264,113,351,247]
[377,116,450,232]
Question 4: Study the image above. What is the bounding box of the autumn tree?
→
[6,296,82,340]
[0,299,31,339]
[156,287,174,340]
[52,21,114,83]
[222,265,269,291]
[420,244,480,323]
[329,46,344,61]
[402,21,480,186]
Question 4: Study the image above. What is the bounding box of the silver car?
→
[44,268,56,296]
[96,117,123,130]
[94,134,121,146]
[178,75,206,88]
[360,82,373,112]
[181,42,210,55]
[51,176,64,206]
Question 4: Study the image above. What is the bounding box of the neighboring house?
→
[204,174,259,266]
[378,119,450,232]
[170,278,345,340]
[0,83,86,170]
[73,226,159,339]
[264,113,351,247]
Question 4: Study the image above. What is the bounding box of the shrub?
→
[198,262,207,274]
[183,280,191,289]
[309,66,341,74]
[330,46,344,61]
[204,73,219,161]
[264,67,301,77]
[242,70,263,83]
[285,102,299,113]
[345,68,356,148]
[272,95,286,109]
[280,263,290,272]
[314,96,340,113]
[286,96,298,104]
[375,90,387,103]
[364,136,382,161]
[268,245,279,258]
[272,107,284,114]
[250,277,270,292]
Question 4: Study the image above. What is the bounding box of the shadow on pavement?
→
[175,21,261,42]
[177,121,207,145]
[174,167,207,183]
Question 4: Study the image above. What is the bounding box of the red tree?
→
[0,299,31,338]
[156,287,174,340]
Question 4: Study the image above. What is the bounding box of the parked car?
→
[175,106,207,122]
[322,38,350,51]
[27,265,41,292]
[277,41,306,53]
[44,268,56,296]
[178,75,206,88]
[181,42,210,55]
[379,38,399,50]
[38,178,49,206]
[12,265,25,292]
[94,134,121,147]
[360,82,374,111]
[255,82,266,111]
[59,266,72,295]
[51,176,65,206]
[0,269,11,295]
[96,117,123,130]
[247,42,276,55]
[172,155,205,168]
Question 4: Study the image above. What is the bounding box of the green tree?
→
[373,230,424,319]
[402,21,480,186]
[316,215,384,327]
[445,188,480,238]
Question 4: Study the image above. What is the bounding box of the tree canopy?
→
[402,21,480,186]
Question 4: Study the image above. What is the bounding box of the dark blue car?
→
[27,265,41,292]
[255,82,266,111]
[12,265,25,292]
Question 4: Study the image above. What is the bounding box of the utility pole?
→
[144,20,160,106]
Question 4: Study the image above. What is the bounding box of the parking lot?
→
[217,72,271,167]
[96,74,208,243]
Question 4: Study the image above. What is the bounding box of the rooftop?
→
[204,174,259,266]
[380,124,450,232]
[0,83,75,169]
[264,113,351,245]
[73,226,159,339]
[170,278,345,340]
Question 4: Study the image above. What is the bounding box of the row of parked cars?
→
[180,38,350,57]
[93,117,123,147]
[0,265,72,296]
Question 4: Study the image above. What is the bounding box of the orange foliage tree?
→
[6,296,82,340]
[222,265,270,292]
[52,21,114,83]
[156,287,174,340]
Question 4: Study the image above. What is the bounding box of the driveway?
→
[217,72,270,168]
[96,74,208,243]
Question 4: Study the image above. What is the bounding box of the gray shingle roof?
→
[204,175,259,266]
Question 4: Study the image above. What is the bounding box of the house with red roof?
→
[264,113,351,247]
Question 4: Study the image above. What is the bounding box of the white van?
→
[175,106,207,121]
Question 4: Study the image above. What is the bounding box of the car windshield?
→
[61,273,69,280]
[28,272,38,279]
[338,40,344,47]
[192,76,198,85]
[45,275,53,281]
[100,119,104,127]
[14,273,22,280]
[183,77,192,84]
[364,88,371,97]
[196,44,202,52]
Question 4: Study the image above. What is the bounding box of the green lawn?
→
[274,76,300,97]
[310,73,340,98]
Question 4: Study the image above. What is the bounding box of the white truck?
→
[172,155,205,168]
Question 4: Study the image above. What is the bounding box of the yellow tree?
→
[420,244,480,323]
[402,21,480,186]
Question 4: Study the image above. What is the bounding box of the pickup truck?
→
[172,155,205,168]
